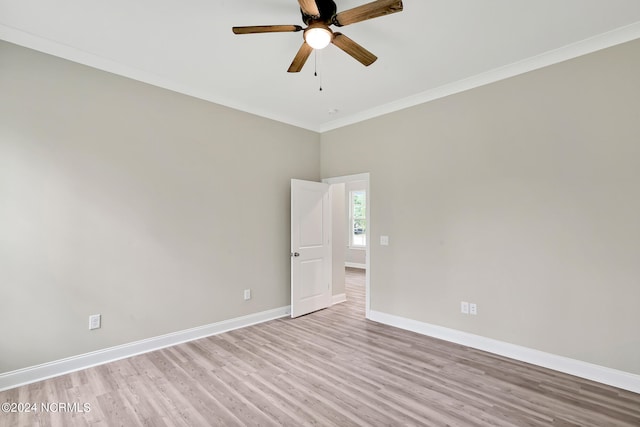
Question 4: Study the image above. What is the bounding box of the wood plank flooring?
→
[2,267,639,426]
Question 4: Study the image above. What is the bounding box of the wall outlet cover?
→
[461,301,469,314]
[470,303,478,315]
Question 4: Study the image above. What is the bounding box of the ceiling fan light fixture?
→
[304,26,333,49]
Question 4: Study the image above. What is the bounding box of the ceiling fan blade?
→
[332,0,403,27]
[332,33,377,66]
[287,42,313,73]
[232,25,303,35]
[298,0,320,18]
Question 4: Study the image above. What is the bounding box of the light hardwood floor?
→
[1,268,639,426]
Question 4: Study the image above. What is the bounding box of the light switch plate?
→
[89,314,101,330]
[380,236,389,246]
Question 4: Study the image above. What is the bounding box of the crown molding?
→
[318,21,640,132]
[3,21,640,134]
[0,24,318,132]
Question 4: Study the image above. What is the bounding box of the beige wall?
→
[321,39,640,375]
[0,41,320,373]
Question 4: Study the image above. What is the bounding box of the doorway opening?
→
[323,173,370,318]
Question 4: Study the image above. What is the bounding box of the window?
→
[350,190,366,247]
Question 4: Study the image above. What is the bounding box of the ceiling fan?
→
[232,0,403,72]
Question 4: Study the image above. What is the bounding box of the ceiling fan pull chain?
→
[315,50,323,91]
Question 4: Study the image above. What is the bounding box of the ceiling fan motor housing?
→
[301,0,337,25]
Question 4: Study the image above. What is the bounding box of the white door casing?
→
[291,179,331,318]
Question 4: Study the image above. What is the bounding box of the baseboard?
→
[332,293,347,305]
[0,306,291,392]
[368,310,640,394]
[345,262,366,269]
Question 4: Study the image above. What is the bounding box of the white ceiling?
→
[2,0,640,132]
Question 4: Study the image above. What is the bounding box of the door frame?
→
[322,173,371,318]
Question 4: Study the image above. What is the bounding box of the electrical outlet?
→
[470,303,477,315]
[89,314,101,330]
[243,289,251,301]
[461,301,469,314]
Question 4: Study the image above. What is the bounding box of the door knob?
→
[291,252,300,257]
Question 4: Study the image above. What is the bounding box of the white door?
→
[291,179,331,318]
